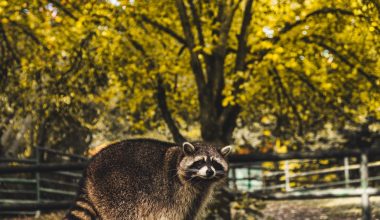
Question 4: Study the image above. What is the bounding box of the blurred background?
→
[0,0,380,219]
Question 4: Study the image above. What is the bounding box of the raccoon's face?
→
[178,142,231,184]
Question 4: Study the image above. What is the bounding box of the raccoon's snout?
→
[196,166,216,179]
[206,169,214,178]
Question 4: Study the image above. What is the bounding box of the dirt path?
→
[262,197,380,220]
[5,197,380,219]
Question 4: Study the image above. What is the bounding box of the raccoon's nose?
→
[206,169,214,177]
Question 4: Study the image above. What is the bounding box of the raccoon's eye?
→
[191,160,205,169]
[212,161,224,171]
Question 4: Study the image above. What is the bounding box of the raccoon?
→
[64,138,231,220]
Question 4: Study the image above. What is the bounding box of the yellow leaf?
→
[263,130,271,136]
[275,47,284,53]
[55,16,63,23]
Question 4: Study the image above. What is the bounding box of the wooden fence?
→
[1,147,379,219]
[0,147,86,217]
[228,149,380,220]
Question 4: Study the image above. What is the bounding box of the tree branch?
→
[250,7,358,49]
[269,67,304,135]
[207,0,243,116]
[245,48,271,65]
[126,33,156,70]
[278,8,355,36]
[64,32,94,75]
[176,0,206,94]
[55,32,95,86]
[11,22,49,51]
[0,23,20,64]
[235,0,254,72]
[125,35,185,143]
[246,7,365,64]
[302,35,379,88]
[217,0,253,140]
[229,0,254,95]
[218,0,242,50]
[188,0,204,46]
[156,76,186,143]
[287,68,358,125]
[140,14,187,46]
[47,0,78,20]
[176,0,196,49]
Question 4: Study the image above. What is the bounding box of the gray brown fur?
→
[64,138,230,220]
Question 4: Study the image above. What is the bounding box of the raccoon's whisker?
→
[168,169,180,180]
[183,176,196,183]
[170,172,179,177]
[185,169,199,173]
[170,173,180,181]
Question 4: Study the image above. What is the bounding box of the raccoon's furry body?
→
[65,139,231,220]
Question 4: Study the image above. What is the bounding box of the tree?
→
[0,0,379,155]
[0,0,115,155]
[122,0,380,146]
[1,1,379,219]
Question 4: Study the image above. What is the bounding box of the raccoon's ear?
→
[220,145,232,157]
[182,142,196,155]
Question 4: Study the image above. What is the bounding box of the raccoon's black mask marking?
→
[179,142,230,183]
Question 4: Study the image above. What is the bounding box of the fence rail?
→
[240,188,380,200]
[0,163,87,174]
[1,201,73,212]
[228,148,380,162]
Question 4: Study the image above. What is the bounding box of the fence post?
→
[284,160,291,192]
[344,157,350,188]
[262,169,266,192]
[231,167,238,191]
[360,150,371,220]
[247,166,252,190]
[35,147,41,218]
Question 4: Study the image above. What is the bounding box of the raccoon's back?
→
[77,139,180,219]
[89,138,177,177]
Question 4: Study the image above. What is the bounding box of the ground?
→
[262,196,380,220]
[5,197,380,219]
